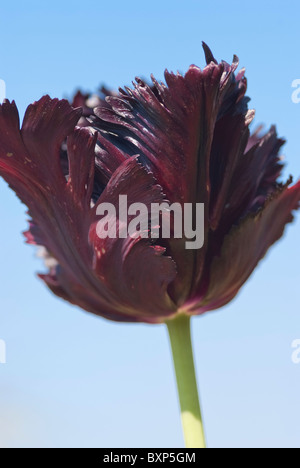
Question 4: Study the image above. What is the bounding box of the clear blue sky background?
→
[0,0,300,448]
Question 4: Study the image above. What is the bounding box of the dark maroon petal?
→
[209,108,255,230]
[39,270,75,304]
[94,63,231,206]
[186,180,300,314]
[70,87,118,123]
[0,97,78,217]
[209,126,285,242]
[89,156,177,321]
[202,41,218,65]
[39,268,140,323]
[232,127,284,207]
[93,46,248,304]
[0,97,176,323]
[67,127,97,208]
[24,219,46,246]
[94,132,129,185]
[71,90,91,112]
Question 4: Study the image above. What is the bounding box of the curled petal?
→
[187,180,300,314]
[89,156,177,321]
[0,97,176,322]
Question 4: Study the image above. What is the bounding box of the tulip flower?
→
[0,44,299,448]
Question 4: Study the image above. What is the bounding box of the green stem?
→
[167,314,206,448]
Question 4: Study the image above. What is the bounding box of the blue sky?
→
[0,0,300,448]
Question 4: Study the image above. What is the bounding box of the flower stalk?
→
[167,314,206,448]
